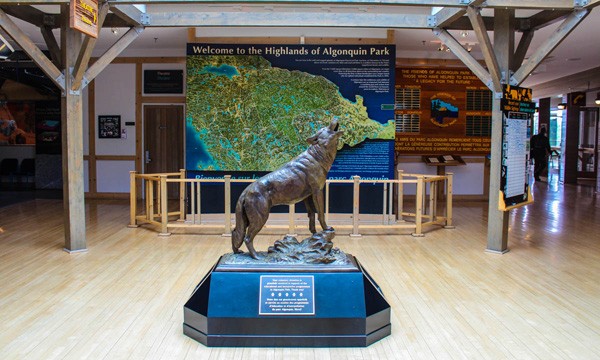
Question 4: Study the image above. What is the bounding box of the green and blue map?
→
[186,44,395,180]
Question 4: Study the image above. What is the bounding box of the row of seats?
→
[0,158,35,188]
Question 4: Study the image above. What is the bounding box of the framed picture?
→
[98,115,121,139]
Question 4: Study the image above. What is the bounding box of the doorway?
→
[143,105,184,198]
[577,107,599,179]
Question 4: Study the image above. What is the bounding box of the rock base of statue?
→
[183,231,391,347]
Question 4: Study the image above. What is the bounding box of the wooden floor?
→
[1,180,600,359]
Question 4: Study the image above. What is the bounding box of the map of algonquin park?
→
[186,54,395,172]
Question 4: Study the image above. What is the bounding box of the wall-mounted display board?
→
[499,85,535,211]
[0,101,36,146]
[185,43,396,182]
[395,67,492,155]
[98,115,121,139]
[143,70,184,94]
[35,101,61,154]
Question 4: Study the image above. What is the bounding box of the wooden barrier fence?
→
[128,170,454,237]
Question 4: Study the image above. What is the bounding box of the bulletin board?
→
[498,85,535,211]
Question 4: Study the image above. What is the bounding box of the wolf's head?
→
[306,119,343,154]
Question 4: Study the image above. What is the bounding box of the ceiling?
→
[1,2,599,99]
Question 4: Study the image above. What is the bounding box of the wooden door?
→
[144,105,184,198]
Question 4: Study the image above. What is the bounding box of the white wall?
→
[88,61,185,194]
[397,155,486,196]
[96,160,135,193]
[83,87,89,156]
[94,63,136,156]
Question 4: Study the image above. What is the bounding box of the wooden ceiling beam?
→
[0,8,64,89]
[466,5,501,92]
[511,9,589,85]
[0,5,57,28]
[433,27,493,89]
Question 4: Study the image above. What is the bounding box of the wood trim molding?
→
[141,96,185,103]
[88,80,97,195]
[95,155,137,161]
[84,192,130,200]
[105,57,186,64]
[135,62,143,198]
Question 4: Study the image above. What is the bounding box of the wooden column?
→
[61,7,86,252]
[564,92,582,184]
[486,9,513,254]
[538,97,551,133]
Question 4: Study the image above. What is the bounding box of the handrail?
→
[129,169,454,237]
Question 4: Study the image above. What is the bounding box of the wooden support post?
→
[148,180,154,223]
[412,176,424,237]
[128,171,138,227]
[430,180,437,221]
[156,178,161,220]
[445,172,455,229]
[388,182,393,225]
[196,182,201,225]
[486,97,509,253]
[486,9,513,254]
[159,175,170,236]
[190,180,196,224]
[350,176,361,237]
[397,170,404,222]
[382,182,387,225]
[179,169,185,221]
[61,9,86,253]
[223,175,232,237]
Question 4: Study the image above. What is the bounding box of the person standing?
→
[530,126,552,181]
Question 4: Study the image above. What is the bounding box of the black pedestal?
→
[183,255,391,347]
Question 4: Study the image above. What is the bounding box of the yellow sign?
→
[70,0,99,38]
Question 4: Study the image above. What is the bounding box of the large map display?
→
[186,44,396,180]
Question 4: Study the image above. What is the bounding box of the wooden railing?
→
[129,170,454,237]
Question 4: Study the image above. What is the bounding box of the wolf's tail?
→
[231,193,248,253]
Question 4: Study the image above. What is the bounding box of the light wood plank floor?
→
[1,181,599,359]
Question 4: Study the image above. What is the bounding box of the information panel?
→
[259,275,315,316]
[499,85,535,210]
[186,43,396,181]
[395,67,492,155]
[144,70,184,94]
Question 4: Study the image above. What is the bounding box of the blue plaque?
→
[259,275,315,315]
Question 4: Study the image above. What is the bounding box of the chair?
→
[0,158,19,188]
[18,158,35,188]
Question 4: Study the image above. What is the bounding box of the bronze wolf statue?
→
[232,119,343,259]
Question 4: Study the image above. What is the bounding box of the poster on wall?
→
[185,43,396,181]
[144,70,184,94]
[98,115,121,139]
[395,67,492,155]
[499,85,535,210]
[35,101,61,154]
[0,101,36,146]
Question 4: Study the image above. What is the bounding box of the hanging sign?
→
[499,85,535,211]
[70,0,99,38]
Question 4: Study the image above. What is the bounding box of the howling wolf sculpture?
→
[231,119,343,259]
